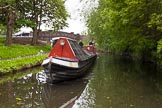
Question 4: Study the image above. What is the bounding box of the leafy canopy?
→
[86,0,162,59]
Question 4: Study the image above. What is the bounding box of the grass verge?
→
[0,37,51,59]
[0,54,47,75]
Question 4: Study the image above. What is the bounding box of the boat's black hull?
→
[42,55,97,83]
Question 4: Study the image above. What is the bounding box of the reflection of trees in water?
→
[42,80,88,108]
[0,67,89,108]
[0,73,44,108]
[72,84,96,108]
[79,54,162,108]
[7,81,16,107]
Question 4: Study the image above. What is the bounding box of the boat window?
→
[69,40,89,61]
[52,39,57,47]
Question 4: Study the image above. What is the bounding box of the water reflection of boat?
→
[41,37,97,83]
[42,79,88,108]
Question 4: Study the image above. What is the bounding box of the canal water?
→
[1,53,162,108]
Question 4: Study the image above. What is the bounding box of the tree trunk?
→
[31,0,38,46]
[31,27,38,45]
[5,11,16,46]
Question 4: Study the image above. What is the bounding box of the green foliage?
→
[0,24,6,35]
[82,39,89,45]
[0,0,68,45]
[17,0,68,31]
[157,39,162,54]
[0,0,68,30]
[0,0,17,25]
[85,0,162,59]
[156,39,162,65]
[0,37,5,45]
[16,19,36,28]
[148,13,162,32]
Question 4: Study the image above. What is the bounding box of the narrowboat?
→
[41,37,97,83]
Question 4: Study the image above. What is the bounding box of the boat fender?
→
[87,47,90,50]
[49,56,53,63]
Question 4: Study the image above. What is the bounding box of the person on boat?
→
[79,40,84,48]
[89,41,93,46]
[89,40,96,46]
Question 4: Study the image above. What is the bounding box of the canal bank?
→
[0,54,48,76]
[0,38,50,76]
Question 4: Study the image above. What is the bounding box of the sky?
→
[63,0,98,34]
[20,0,86,34]
[62,0,87,34]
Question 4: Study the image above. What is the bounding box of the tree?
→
[85,0,162,60]
[0,1,17,46]
[17,0,68,45]
[0,0,68,46]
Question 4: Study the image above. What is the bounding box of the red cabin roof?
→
[48,38,78,61]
